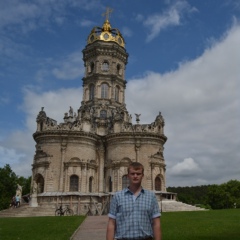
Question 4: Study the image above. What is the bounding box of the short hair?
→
[127,162,144,174]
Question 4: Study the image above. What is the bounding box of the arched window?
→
[90,62,94,73]
[115,86,120,102]
[155,176,161,191]
[70,175,79,191]
[40,122,43,131]
[117,64,122,75]
[122,175,129,189]
[89,177,93,192]
[109,177,112,192]
[89,84,95,100]
[100,110,107,119]
[101,83,108,99]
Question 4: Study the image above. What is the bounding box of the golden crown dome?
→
[87,8,125,48]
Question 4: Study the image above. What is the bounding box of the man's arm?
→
[152,217,162,240]
[106,217,116,240]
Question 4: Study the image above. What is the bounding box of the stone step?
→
[161,200,206,212]
[0,200,206,218]
[0,204,56,218]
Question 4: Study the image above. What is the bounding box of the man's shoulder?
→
[114,189,127,196]
[142,189,158,198]
[143,189,155,195]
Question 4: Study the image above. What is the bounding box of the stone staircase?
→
[161,200,206,212]
[0,200,205,218]
[0,203,56,218]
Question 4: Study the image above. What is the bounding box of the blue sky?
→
[0,0,239,187]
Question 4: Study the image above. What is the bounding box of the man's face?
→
[127,167,144,185]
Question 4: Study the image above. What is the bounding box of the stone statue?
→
[16,184,22,205]
[128,114,132,123]
[135,113,141,124]
[33,181,37,194]
[16,184,22,196]
[30,181,38,207]
[69,106,73,117]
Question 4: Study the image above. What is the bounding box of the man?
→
[106,162,162,240]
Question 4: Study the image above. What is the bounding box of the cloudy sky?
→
[0,0,239,187]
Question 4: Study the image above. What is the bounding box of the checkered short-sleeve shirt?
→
[108,188,161,239]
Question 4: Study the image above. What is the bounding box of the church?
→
[30,12,175,215]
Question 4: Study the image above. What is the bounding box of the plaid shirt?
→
[108,188,161,239]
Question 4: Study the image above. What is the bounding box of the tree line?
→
[167,179,240,209]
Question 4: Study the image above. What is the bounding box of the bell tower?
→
[78,9,130,136]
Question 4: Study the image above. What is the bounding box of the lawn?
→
[161,209,240,240]
[0,215,85,240]
[0,209,239,240]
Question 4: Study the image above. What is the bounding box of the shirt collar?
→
[124,187,145,195]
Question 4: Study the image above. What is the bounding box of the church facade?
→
[30,16,174,215]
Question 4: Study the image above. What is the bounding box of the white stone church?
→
[30,14,176,215]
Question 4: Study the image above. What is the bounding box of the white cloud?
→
[122,27,133,38]
[52,51,84,80]
[0,0,103,32]
[126,24,240,186]
[0,131,34,177]
[22,87,83,131]
[34,50,84,82]
[0,86,83,177]
[0,145,25,166]
[169,158,201,176]
[143,0,197,42]
[80,19,95,27]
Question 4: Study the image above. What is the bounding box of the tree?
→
[0,164,18,210]
[168,180,240,210]
[167,185,209,206]
[207,184,226,209]
[0,164,32,210]
[207,180,240,209]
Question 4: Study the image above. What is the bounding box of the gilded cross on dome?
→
[102,7,113,21]
[87,7,125,47]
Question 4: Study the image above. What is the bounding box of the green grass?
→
[0,216,85,240]
[0,210,239,240]
[162,209,240,240]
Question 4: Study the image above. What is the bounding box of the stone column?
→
[44,167,48,193]
[59,141,67,191]
[135,140,141,162]
[97,144,105,193]
[81,164,84,192]
[117,168,120,191]
[151,164,154,191]
[63,164,67,191]
[86,164,88,192]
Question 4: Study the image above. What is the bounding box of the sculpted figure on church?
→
[128,114,132,123]
[32,181,37,194]
[135,113,141,124]
[69,106,73,117]
[16,184,22,196]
